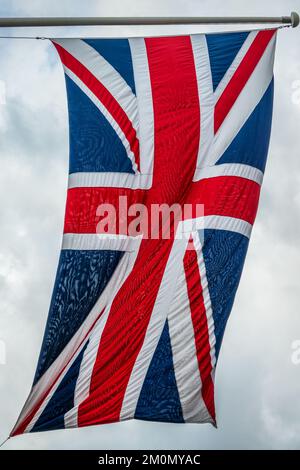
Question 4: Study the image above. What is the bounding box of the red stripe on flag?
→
[77,36,201,427]
[64,187,142,235]
[214,29,275,133]
[187,176,261,225]
[64,176,260,234]
[184,237,215,422]
[53,42,140,171]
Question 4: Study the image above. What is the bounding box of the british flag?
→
[12,28,276,435]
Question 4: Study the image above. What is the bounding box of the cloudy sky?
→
[0,0,299,450]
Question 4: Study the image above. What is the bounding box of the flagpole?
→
[0,12,298,28]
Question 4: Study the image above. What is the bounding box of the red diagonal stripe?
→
[53,41,140,171]
[214,29,275,133]
[11,307,106,437]
[184,237,215,422]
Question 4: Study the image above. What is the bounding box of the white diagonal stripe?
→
[53,39,138,129]
[120,223,190,420]
[12,248,140,434]
[64,66,138,173]
[193,231,216,371]
[64,244,141,429]
[207,33,276,167]
[129,38,155,176]
[167,248,213,423]
[191,34,214,170]
[214,31,258,102]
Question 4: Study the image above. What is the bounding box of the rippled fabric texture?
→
[12,29,276,435]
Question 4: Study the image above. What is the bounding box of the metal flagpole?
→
[0,12,298,28]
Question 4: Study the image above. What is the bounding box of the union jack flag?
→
[12,28,276,435]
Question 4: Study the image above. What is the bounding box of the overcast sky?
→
[0,0,299,450]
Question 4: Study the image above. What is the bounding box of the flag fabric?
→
[12,29,276,435]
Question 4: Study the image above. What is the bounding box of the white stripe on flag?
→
[129,38,155,176]
[201,215,252,238]
[167,245,212,423]
[63,66,139,173]
[68,171,152,189]
[13,248,140,434]
[53,39,138,129]
[193,163,263,185]
[192,231,217,372]
[64,243,142,429]
[62,233,142,252]
[120,223,190,421]
[191,34,214,170]
[213,31,259,102]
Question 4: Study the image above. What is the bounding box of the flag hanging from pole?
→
[12,28,276,435]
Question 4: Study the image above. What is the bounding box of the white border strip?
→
[129,38,155,176]
[68,171,152,189]
[191,34,214,170]
[62,233,142,252]
[193,231,216,372]
[193,163,263,184]
[183,215,252,238]
[203,215,252,238]
[167,247,212,423]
